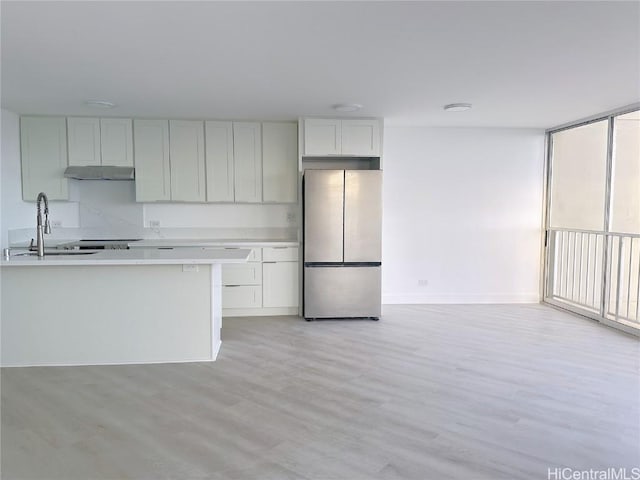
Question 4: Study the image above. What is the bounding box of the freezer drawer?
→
[304,266,381,319]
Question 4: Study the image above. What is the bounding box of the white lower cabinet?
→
[222,263,262,286]
[223,286,263,309]
[221,246,300,315]
[263,261,299,308]
[222,248,262,310]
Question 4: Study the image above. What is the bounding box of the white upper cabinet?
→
[233,122,262,203]
[20,116,68,201]
[67,117,101,166]
[303,118,341,156]
[303,118,381,157]
[341,119,380,157]
[100,118,133,167]
[134,120,171,202]
[169,120,206,202]
[262,122,298,203]
[20,115,301,205]
[205,121,234,202]
[67,117,133,167]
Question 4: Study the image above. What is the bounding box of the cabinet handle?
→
[263,261,277,264]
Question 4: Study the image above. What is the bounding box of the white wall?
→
[143,203,295,229]
[382,127,545,304]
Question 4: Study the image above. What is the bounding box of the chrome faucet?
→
[36,192,52,257]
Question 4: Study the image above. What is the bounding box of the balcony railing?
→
[546,228,639,325]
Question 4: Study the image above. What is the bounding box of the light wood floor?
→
[2,304,639,480]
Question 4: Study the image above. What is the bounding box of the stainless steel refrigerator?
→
[303,169,382,320]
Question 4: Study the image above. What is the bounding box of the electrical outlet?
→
[418,279,429,287]
[286,212,296,223]
[149,220,160,228]
[182,265,199,272]
[51,220,62,228]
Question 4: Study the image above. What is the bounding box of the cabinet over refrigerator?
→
[303,169,382,320]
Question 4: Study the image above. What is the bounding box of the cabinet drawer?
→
[263,246,299,262]
[222,263,262,286]
[222,285,262,309]
[223,247,262,262]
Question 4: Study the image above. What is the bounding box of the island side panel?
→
[1,265,212,366]
[211,263,222,360]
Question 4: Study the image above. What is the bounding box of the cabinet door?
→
[205,121,234,202]
[67,117,101,166]
[303,118,341,156]
[341,119,380,156]
[134,120,171,202]
[263,262,299,308]
[20,116,68,201]
[262,122,298,203]
[169,120,206,202]
[233,122,262,203]
[100,118,133,166]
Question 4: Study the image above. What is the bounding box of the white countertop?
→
[7,227,299,249]
[130,238,299,248]
[1,248,251,267]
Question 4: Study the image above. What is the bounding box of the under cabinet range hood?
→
[63,166,135,180]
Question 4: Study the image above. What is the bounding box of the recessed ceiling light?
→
[85,99,116,109]
[444,103,472,112]
[332,103,363,113]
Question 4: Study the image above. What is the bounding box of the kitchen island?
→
[1,248,250,367]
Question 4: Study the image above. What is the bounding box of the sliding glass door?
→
[544,109,640,332]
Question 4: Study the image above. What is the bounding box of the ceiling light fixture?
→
[444,103,472,112]
[85,99,116,109]
[332,103,363,113]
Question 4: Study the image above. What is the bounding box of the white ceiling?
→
[2,1,639,128]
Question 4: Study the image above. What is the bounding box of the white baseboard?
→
[223,307,300,317]
[382,293,540,304]
[0,356,215,368]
